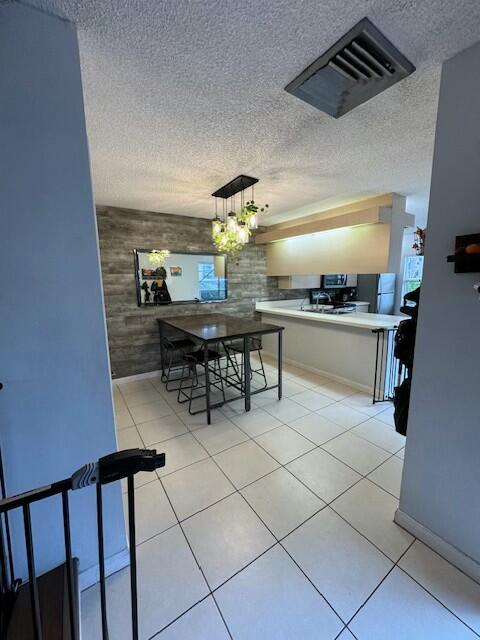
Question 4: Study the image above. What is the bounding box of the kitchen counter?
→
[256,299,404,392]
[256,300,405,330]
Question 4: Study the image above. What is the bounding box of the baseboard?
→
[113,355,372,395]
[394,508,480,584]
[112,369,161,384]
[262,350,372,395]
[79,546,130,591]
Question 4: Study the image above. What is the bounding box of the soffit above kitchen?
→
[261,193,414,276]
[29,0,480,222]
[255,193,414,243]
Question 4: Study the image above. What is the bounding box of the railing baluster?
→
[373,330,380,403]
[23,504,42,640]
[96,484,109,640]
[0,448,15,586]
[0,449,164,639]
[379,329,385,401]
[0,515,9,592]
[389,330,396,399]
[62,491,78,640]
[127,475,139,640]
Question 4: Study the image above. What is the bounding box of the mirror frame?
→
[133,249,228,307]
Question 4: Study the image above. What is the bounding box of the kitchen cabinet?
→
[256,300,403,390]
[351,301,370,313]
[277,275,321,289]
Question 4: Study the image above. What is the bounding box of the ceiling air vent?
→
[285,18,415,118]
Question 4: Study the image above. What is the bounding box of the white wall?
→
[0,2,126,585]
[398,39,480,577]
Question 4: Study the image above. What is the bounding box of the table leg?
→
[204,343,211,424]
[278,330,283,400]
[159,322,165,378]
[244,336,251,412]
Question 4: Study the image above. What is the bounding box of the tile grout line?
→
[346,538,480,639]
[122,390,404,531]
[114,375,409,636]
[149,373,282,640]
[111,417,229,639]
[154,468,235,640]
[177,365,406,633]
[131,444,404,567]
[129,387,398,464]
[233,487,345,630]
[121,382,477,636]
[191,426,390,633]
[126,393,405,543]
[175,417,349,631]
[274,449,403,546]
[170,425,409,627]
[170,411,386,630]
[147,593,213,640]
[343,538,417,632]
[395,565,480,638]
[118,379,395,458]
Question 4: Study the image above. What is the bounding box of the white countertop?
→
[256,299,405,330]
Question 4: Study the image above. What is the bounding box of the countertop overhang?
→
[256,300,405,330]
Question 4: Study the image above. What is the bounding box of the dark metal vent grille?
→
[285,18,415,118]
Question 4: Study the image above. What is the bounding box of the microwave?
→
[322,274,358,289]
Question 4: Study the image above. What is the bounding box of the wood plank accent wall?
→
[97,206,306,378]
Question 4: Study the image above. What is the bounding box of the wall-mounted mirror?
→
[134,249,227,306]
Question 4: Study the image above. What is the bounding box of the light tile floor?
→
[82,356,480,639]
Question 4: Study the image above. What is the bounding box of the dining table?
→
[158,313,284,424]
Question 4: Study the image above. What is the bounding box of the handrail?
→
[0,448,165,640]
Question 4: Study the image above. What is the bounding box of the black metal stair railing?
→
[0,448,165,640]
[0,446,19,635]
[372,327,406,404]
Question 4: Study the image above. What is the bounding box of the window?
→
[198,263,226,301]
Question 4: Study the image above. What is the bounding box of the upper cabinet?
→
[277,275,321,289]
[259,194,414,277]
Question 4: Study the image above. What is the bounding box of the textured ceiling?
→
[27,0,480,223]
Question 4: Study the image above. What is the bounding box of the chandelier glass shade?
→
[148,249,170,267]
[227,211,238,232]
[237,221,249,244]
[211,176,268,256]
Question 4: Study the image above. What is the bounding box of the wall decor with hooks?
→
[446,233,480,273]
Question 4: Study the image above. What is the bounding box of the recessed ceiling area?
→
[29,0,480,224]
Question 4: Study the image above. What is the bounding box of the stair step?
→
[6,559,79,639]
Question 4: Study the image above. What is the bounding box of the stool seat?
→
[226,337,262,353]
[184,349,221,364]
[178,347,226,413]
[159,328,197,391]
[168,337,196,350]
[222,337,267,393]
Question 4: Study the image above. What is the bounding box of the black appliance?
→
[322,274,358,289]
[393,287,420,436]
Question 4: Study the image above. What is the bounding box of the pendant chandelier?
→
[211,175,268,256]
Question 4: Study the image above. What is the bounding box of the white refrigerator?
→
[356,273,396,314]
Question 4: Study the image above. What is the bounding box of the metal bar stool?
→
[223,337,267,393]
[177,348,226,414]
[161,335,197,391]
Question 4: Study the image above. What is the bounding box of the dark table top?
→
[158,313,284,342]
